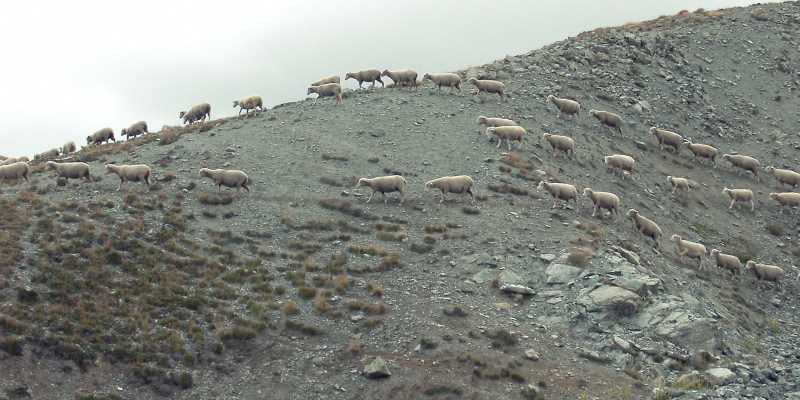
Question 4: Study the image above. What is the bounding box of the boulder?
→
[545,263,582,284]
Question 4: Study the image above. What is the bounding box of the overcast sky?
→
[0,0,772,156]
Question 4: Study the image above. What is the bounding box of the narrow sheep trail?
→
[1,3,800,400]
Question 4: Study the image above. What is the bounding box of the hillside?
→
[2,3,800,399]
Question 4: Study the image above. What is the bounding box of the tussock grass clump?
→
[377,253,402,271]
[367,281,384,297]
[766,223,785,237]
[410,242,434,254]
[424,224,447,234]
[285,320,323,335]
[500,152,532,171]
[462,206,481,215]
[348,243,388,257]
[319,198,377,220]
[346,299,388,315]
[566,246,593,267]
[281,301,300,315]
[160,130,181,145]
[198,192,234,206]
[488,183,529,196]
[0,335,24,356]
[376,231,407,242]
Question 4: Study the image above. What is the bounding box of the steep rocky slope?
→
[1,3,800,400]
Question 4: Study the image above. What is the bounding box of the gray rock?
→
[470,269,496,284]
[520,384,544,400]
[545,263,582,284]
[363,357,391,379]
[500,284,535,295]
[497,270,523,287]
[785,392,800,400]
[617,277,661,297]
[578,285,640,310]
[613,336,635,354]
[524,349,541,361]
[706,367,736,386]
[539,253,556,263]
[611,246,640,265]
[577,348,611,364]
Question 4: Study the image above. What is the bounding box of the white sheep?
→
[425,175,475,204]
[34,148,60,161]
[345,70,384,89]
[546,95,581,119]
[467,78,505,99]
[122,121,149,140]
[311,75,340,86]
[667,176,692,194]
[199,168,250,192]
[683,139,718,166]
[537,181,578,211]
[0,156,30,166]
[307,83,343,105]
[709,249,741,277]
[649,127,683,153]
[0,162,30,184]
[476,116,517,136]
[604,154,634,178]
[670,234,706,269]
[590,110,623,135]
[233,96,264,117]
[486,126,525,151]
[355,175,407,204]
[46,161,91,182]
[61,141,77,155]
[423,73,461,94]
[745,260,785,284]
[765,166,800,188]
[582,188,620,218]
[626,209,662,248]
[542,133,575,158]
[105,164,151,191]
[769,192,800,212]
[381,69,418,89]
[179,103,211,125]
[722,187,754,211]
[722,154,760,182]
[87,127,116,145]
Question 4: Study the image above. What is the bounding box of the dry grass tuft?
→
[198,192,234,206]
[566,246,593,267]
[348,243,388,257]
[488,183,528,196]
[160,130,181,145]
[319,198,377,220]
[281,301,300,316]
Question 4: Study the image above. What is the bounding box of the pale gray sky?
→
[0,0,770,156]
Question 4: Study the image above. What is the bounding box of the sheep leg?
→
[467,189,475,204]
[496,138,502,149]
[242,183,250,192]
[591,205,597,217]
[439,190,446,204]
[750,199,754,212]
[507,140,512,152]
[728,199,735,209]
[399,192,404,205]
[366,191,375,203]
[382,192,388,205]
[552,199,558,209]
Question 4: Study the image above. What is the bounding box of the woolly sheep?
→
[381,69,418,89]
[355,175,407,204]
[709,249,741,277]
[486,126,525,151]
[745,260,785,284]
[626,209,662,248]
[604,154,634,177]
[722,187,754,211]
[61,141,77,155]
[86,127,116,145]
[765,166,800,188]
[670,234,706,269]
[311,75,340,86]
[667,176,692,194]
[179,103,211,125]
[425,175,475,204]
[345,70,384,89]
[582,188,620,218]
[232,96,263,117]
[199,168,250,192]
[546,95,581,118]
[542,133,575,158]
[422,73,461,94]
[34,148,60,161]
[476,116,517,136]
[105,164,151,191]
[537,181,578,211]
[589,110,623,135]
[0,162,30,183]
[307,83,343,105]
[0,156,30,166]
[649,127,683,153]
[121,121,148,140]
[46,161,91,182]
[769,192,800,212]
[722,154,760,181]
[683,139,718,166]
[467,78,505,98]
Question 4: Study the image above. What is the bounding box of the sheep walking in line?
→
[582,188,620,219]
[355,175,407,204]
[650,127,683,154]
[199,168,250,192]
[0,162,30,184]
[87,127,116,145]
[537,181,578,211]
[476,116,517,136]
[307,83,343,105]
[722,187,755,211]
[34,148,60,161]
[671,234,706,270]
[683,139,718,166]
[769,192,800,213]
[722,154,760,182]
[468,78,505,99]
[0,157,30,166]
[425,175,475,204]
[61,141,77,155]
[46,161,91,183]
[604,155,634,178]
[423,73,461,94]
[590,110,623,135]
[311,76,340,86]
[122,121,149,140]
[486,126,525,151]
[765,166,800,188]
[546,95,581,119]
[710,249,741,278]
[382,69,418,89]
[105,164,151,191]
[345,70,384,89]
[542,133,575,158]
[626,209,662,248]
[179,103,211,125]
[233,96,264,117]
[667,176,694,195]
[745,260,785,287]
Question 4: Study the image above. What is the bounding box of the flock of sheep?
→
[0,68,795,286]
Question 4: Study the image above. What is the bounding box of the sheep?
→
[721,154,760,182]
[709,249,741,277]
[61,141,77,155]
[765,166,800,188]
[179,103,211,125]
[105,164,151,191]
[355,175,407,204]
[0,162,30,183]
[667,176,693,194]
[422,73,461,94]
[589,110,623,135]
[233,96,264,117]
[542,133,575,158]
[537,181,578,211]
[768,192,800,212]
[486,126,525,151]
[424,175,475,204]
[121,121,149,140]
[467,78,505,99]
[86,127,116,145]
[649,127,683,153]
[670,234,706,269]
[604,154,634,178]
[307,83,343,105]
[381,69,418,89]
[199,168,250,192]
[311,75,340,86]
[582,188,620,218]
[546,95,581,119]
[722,187,754,211]
[683,139,718,166]
[476,116,517,136]
[745,260,785,284]
[345,70,384,89]
[626,209,662,248]
[34,148,60,161]
[0,156,30,166]
[46,161,91,182]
